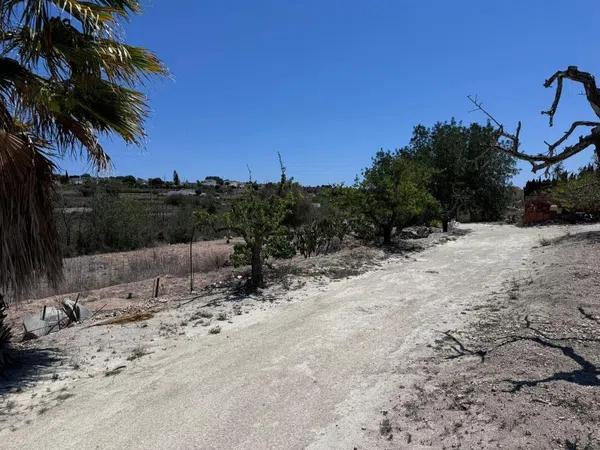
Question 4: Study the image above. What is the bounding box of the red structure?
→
[523,194,558,225]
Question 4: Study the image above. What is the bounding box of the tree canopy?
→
[409,120,517,223]
[347,150,439,244]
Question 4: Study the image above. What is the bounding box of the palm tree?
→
[0,1,166,364]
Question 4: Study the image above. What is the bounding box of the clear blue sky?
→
[60,0,600,186]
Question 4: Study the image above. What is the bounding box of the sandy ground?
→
[0,224,592,449]
[381,226,600,449]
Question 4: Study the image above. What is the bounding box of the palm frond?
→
[0,0,164,298]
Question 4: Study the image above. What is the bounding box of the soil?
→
[1,224,598,449]
[378,228,600,449]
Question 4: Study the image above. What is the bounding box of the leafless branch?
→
[543,66,600,126]
[468,68,600,172]
[544,121,600,155]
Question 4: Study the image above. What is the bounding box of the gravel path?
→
[1,224,575,449]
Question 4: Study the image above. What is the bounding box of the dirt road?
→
[1,224,574,449]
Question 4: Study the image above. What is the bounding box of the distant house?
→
[200,178,218,187]
[68,176,84,185]
[69,174,94,185]
[224,180,246,188]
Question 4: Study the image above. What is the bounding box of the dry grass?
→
[92,312,154,327]
[24,241,233,300]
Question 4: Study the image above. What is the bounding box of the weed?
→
[379,418,392,435]
[191,310,213,320]
[208,325,221,334]
[127,345,149,361]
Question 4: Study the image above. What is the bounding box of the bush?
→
[266,233,296,259]
[230,243,251,267]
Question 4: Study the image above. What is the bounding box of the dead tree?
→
[469,66,600,172]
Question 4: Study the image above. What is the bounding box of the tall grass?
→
[25,243,232,300]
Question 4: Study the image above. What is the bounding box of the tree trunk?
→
[442,219,449,233]
[382,225,393,245]
[249,244,264,291]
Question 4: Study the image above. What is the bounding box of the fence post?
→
[154,277,160,298]
[189,226,195,293]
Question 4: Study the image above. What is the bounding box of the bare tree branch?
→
[544,121,600,155]
[468,70,600,173]
[543,66,600,126]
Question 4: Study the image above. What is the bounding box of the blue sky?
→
[61,0,600,186]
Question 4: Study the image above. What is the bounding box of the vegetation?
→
[197,181,294,291]
[343,150,438,244]
[525,164,600,218]
[0,0,165,299]
[409,121,517,228]
[0,296,10,368]
[0,1,164,369]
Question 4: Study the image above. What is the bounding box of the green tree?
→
[409,121,517,229]
[173,170,180,186]
[149,177,165,188]
[349,150,439,245]
[0,1,165,365]
[549,171,600,214]
[196,183,293,291]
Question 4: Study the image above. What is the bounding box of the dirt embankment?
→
[384,229,600,449]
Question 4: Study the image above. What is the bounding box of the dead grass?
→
[24,241,233,300]
[92,312,154,327]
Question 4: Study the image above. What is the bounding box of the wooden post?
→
[42,305,47,320]
[189,226,195,293]
[154,277,160,298]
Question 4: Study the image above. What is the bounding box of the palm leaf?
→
[0,1,165,298]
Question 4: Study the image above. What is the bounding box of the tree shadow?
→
[384,228,473,255]
[504,336,600,392]
[0,346,61,395]
[444,314,600,393]
[552,230,600,246]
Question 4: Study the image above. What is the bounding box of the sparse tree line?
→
[196,120,517,291]
[53,120,516,263]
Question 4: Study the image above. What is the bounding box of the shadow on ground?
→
[504,335,600,392]
[552,230,600,246]
[1,347,61,395]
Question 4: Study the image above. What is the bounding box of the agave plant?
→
[0,1,166,299]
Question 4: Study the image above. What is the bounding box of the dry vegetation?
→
[22,240,233,300]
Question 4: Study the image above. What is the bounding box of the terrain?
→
[1,223,598,449]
